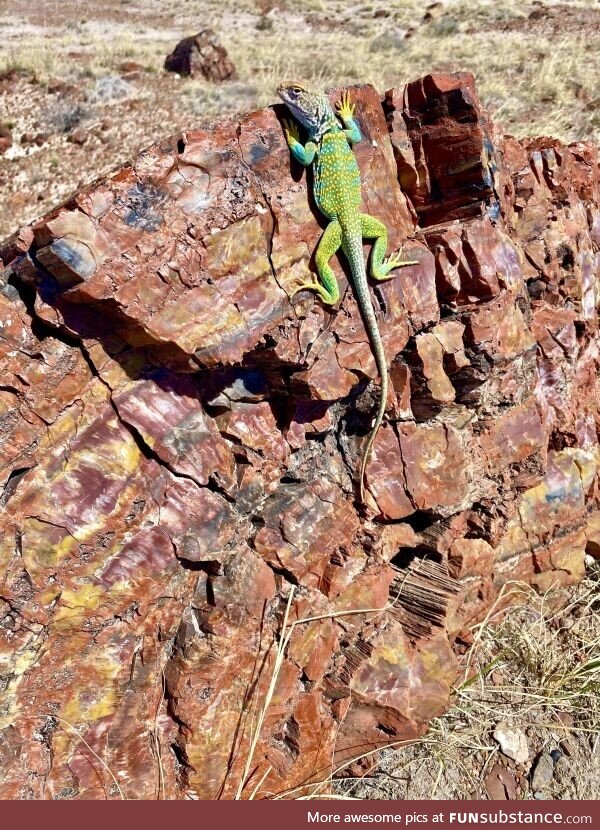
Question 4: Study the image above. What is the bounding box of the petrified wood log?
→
[164,29,236,81]
[0,72,598,799]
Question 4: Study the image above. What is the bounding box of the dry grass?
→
[230,587,396,799]
[49,714,125,799]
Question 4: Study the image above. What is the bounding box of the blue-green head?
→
[277,81,338,139]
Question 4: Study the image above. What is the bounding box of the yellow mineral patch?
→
[0,700,20,732]
[0,538,14,574]
[94,653,123,684]
[52,584,106,633]
[154,296,246,353]
[85,427,142,475]
[43,405,82,450]
[21,518,78,582]
[420,646,445,674]
[59,684,118,726]
[38,585,62,607]
[272,240,310,271]
[287,190,315,225]
[13,642,45,677]
[90,348,146,389]
[565,446,600,492]
[550,544,586,580]
[40,381,111,453]
[204,215,271,281]
[373,642,405,667]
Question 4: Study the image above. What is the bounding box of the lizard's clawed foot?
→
[383,249,419,272]
[290,281,317,300]
[290,281,337,305]
[335,90,355,122]
[282,118,300,145]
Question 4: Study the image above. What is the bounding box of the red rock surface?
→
[0,124,12,155]
[0,73,598,799]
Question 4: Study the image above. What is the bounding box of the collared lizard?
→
[277,82,417,502]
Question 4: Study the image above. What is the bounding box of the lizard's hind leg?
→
[290,219,342,305]
[360,213,418,281]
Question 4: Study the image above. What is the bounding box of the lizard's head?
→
[277,81,336,139]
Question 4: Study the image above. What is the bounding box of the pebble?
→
[530,752,554,791]
[559,738,574,757]
[67,129,88,145]
[0,124,12,155]
[493,722,530,765]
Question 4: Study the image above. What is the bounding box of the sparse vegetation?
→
[42,100,89,134]
[208,563,600,800]
[88,75,135,103]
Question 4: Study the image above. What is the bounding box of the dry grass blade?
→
[49,714,125,800]
[234,594,396,799]
[234,586,296,800]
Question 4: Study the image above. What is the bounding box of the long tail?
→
[342,224,388,503]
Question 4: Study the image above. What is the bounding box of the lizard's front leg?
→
[291,219,342,304]
[282,118,316,166]
[335,90,361,145]
[360,213,418,281]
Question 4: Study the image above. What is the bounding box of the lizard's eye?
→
[290,86,303,97]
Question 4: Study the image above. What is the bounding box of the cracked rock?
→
[0,72,599,799]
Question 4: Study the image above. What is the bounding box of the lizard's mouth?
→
[277,97,305,126]
[277,89,296,108]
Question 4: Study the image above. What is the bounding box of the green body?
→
[278,83,417,502]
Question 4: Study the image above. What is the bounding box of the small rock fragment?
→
[559,738,574,757]
[530,752,554,792]
[119,61,144,75]
[553,755,573,787]
[555,712,575,728]
[46,77,76,96]
[493,723,530,765]
[67,129,88,145]
[255,15,273,30]
[423,2,444,21]
[0,124,12,155]
[529,7,547,20]
[485,763,517,800]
